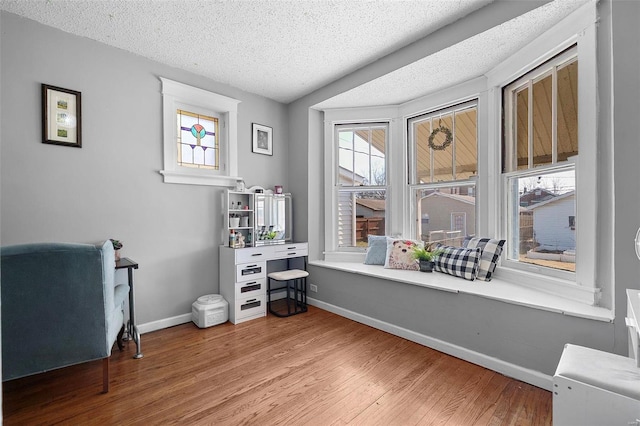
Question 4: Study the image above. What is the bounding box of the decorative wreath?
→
[428,125,453,151]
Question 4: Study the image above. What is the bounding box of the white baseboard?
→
[307,296,553,391]
[137,313,192,335]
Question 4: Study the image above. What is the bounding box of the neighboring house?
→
[527,191,576,251]
[419,192,476,243]
[355,198,385,218]
[520,187,556,207]
[338,166,365,186]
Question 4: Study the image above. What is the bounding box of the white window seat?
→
[308,260,613,323]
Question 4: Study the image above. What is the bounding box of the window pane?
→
[410,100,477,184]
[454,108,477,179]
[414,119,432,183]
[415,185,475,246]
[338,190,386,248]
[507,169,576,272]
[337,126,386,187]
[516,88,529,170]
[432,114,453,181]
[338,130,355,184]
[557,60,578,162]
[532,74,553,167]
[370,128,386,185]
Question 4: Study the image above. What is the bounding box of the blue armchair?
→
[1,241,129,392]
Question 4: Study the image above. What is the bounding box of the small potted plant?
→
[110,239,123,261]
[411,244,442,273]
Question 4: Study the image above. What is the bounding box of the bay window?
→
[321,2,603,306]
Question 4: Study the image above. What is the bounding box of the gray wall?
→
[289,0,640,378]
[0,12,290,325]
[1,0,638,382]
[612,0,640,356]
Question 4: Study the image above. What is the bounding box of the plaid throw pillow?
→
[463,237,506,281]
[433,244,481,281]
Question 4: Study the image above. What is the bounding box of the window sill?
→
[308,259,613,322]
[159,170,240,187]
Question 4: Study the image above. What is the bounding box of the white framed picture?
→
[252,123,272,156]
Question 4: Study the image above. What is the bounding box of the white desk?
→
[219,242,308,324]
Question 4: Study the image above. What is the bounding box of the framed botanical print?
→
[42,84,82,148]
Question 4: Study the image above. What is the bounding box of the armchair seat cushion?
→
[114,284,129,309]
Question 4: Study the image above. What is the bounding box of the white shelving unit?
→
[222,190,254,247]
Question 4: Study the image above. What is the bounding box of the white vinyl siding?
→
[530,193,576,252]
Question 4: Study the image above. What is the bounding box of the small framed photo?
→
[252,123,272,156]
[42,84,82,148]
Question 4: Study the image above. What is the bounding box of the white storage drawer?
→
[236,278,265,299]
[236,261,266,282]
[236,247,270,264]
[274,243,308,259]
[235,295,265,321]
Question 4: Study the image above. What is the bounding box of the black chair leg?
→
[117,324,125,351]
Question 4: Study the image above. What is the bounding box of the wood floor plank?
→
[2,306,552,425]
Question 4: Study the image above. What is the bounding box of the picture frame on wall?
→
[42,84,82,148]
[252,123,272,156]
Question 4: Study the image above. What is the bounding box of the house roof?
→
[526,190,576,210]
[356,198,386,212]
[423,191,476,206]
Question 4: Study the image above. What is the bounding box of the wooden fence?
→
[356,217,385,243]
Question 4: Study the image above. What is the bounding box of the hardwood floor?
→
[3,306,552,425]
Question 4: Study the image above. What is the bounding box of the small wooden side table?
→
[116,258,143,359]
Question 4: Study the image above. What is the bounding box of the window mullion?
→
[552,66,558,164]
[527,80,533,169]
[452,111,457,179]
[429,118,434,182]
[369,129,373,185]
[350,131,356,184]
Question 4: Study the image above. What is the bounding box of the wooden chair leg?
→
[102,357,109,393]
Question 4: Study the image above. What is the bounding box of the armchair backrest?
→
[1,241,115,381]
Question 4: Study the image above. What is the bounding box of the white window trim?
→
[159,77,241,187]
[324,107,401,259]
[400,78,488,238]
[487,1,600,305]
[406,97,480,241]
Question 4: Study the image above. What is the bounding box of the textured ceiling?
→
[0,0,496,104]
[316,0,589,109]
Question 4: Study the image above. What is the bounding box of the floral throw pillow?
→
[384,238,423,271]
